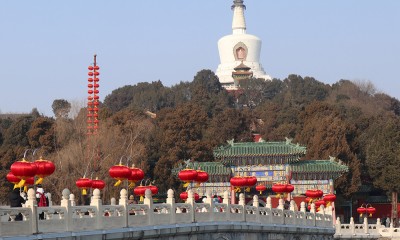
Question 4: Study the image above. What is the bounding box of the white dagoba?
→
[216,0,271,90]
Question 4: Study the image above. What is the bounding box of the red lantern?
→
[272,183,287,194]
[180,191,188,201]
[285,184,294,193]
[178,169,198,187]
[34,157,55,184]
[94,66,100,70]
[88,66,94,70]
[128,167,145,188]
[256,185,266,194]
[88,72,94,76]
[109,164,131,187]
[244,176,257,187]
[305,189,323,199]
[315,199,326,208]
[366,206,376,217]
[88,78,93,82]
[91,178,105,190]
[10,158,37,188]
[149,185,158,195]
[180,192,199,201]
[357,207,367,217]
[76,178,92,195]
[323,194,336,205]
[133,185,147,197]
[230,176,246,187]
[6,172,20,185]
[23,177,34,192]
[195,170,209,183]
[94,72,100,76]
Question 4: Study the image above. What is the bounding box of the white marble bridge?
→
[0,188,396,240]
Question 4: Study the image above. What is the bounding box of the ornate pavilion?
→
[177,138,348,198]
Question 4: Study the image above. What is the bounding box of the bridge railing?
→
[0,188,334,237]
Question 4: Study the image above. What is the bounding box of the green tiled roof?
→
[213,140,307,158]
[290,160,349,173]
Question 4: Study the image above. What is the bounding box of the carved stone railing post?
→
[349,217,355,235]
[300,202,306,226]
[166,189,176,224]
[239,193,245,222]
[277,198,284,210]
[252,195,260,223]
[266,196,272,209]
[222,191,230,221]
[90,189,102,229]
[111,197,116,206]
[47,193,53,207]
[143,189,153,225]
[290,200,296,211]
[363,217,369,234]
[69,193,76,206]
[335,217,342,235]
[118,189,128,228]
[60,188,72,231]
[310,203,316,226]
[25,188,38,234]
[186,189,196,223]
[376,218,382,229]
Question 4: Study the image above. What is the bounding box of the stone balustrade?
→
[0,188,334,238]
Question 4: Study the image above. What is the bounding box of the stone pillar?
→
[300,202,306,213]
[363,217,369,234]
[118,189,128,228]
[25,188,38,234]
[60,188,72,231]
[90,189,102,230]
[310,203,316,227]
[222,191,230,221]
[166,189,176,224]
[266,196,272,209]
[350,217,355,235]
[47,193,53,207]
[238,193,245,221]
[252,195,260,223]
[290,200,296,211]
[277,198,284,210]
[186,189,196,223]
[69,193,76,206]
[143,189,153,225]
[335,217,341,235]
[110,197,116,205]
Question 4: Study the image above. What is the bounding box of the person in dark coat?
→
[9,187,26,221]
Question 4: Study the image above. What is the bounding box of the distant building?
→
[216,0,271,91]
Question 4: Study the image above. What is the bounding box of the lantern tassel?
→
[35,177,44,185]
[82,189,87,195]
[234,187,241,192]
[259,191,263,194]
[128,182,136,188]
[183,182,190,188]
[140,196,144,202]
[24,186,28,192]
[245,187,250,192]
[195,183,200,188]
[16,179,26,188]
[326,202,331,207]
[114,180,122,187]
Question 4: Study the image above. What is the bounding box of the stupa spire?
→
[231,0,246,34]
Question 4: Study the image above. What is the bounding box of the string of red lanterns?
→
[357,204,376,217]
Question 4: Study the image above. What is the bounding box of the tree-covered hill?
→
[0,69,399,204]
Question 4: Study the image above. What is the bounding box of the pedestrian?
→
[9,187,26,221]
[36,185,49,220]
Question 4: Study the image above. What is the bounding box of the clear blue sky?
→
[1,1,399,116]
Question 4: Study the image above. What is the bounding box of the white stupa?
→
[216,0,271,90]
